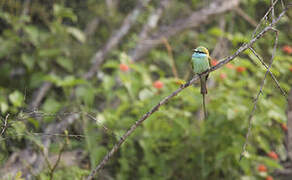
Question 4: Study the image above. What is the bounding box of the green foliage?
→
[0,0,291,179]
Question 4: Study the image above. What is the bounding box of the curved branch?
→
[129,0,171,59]
[87,7,288,180]
[131,0,240,61]
[83,0,151,79]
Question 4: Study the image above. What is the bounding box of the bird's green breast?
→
[192,56,210,74]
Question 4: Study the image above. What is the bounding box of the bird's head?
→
[192,46,209,57]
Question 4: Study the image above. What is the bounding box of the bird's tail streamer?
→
[200,76,208,119]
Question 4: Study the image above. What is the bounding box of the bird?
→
[191,46,211,119]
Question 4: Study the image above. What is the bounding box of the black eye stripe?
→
[194,50,206,54]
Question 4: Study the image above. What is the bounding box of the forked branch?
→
[87,6,289,180]
[240,28,279,161]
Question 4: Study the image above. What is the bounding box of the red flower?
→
[236,66,246,73]
[119,64,129,72]
[289,66,292,72]
[281,123,288,132]
[211,59,218,66]
[266,176,273,180]
[267,151,278,160]
[257,164,267,172]
[282,45,292,54]
[226,63,234,69]
[220,73,227,79]
[153,80,164,89]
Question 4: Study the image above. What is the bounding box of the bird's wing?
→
[208,55,212,67]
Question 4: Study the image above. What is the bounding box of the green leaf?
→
[67,27,86,43]
[24,25,39,46]
[42,98,62,115]
[53,4,77,22]
[139,89,154,100]
[0,101,9,114]
[21,54,35,71]
[38,48,62,58]
[45,74,86,87]
[60,76,86,87]
[27,117,40,129]
[268,110,286,123]
[11,121,26,140]
[56,57,74,72]
[208,27,223,37]
[76,86,96,106]
[14,171,25,180]
[9,91,24,107]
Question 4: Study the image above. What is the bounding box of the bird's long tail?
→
[200,75,208,119]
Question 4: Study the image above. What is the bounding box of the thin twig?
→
[41,146,52,172]
[49,139,67,180]
[83,0,151,79]
[239,28,279,161]
[287,89,292,160]
[21,0,31,17]
[86,113,120,139]
[280,0,285,9]
[16,1,237,175]
[234,7,257,27]
[0,114,9,137]
[271,0,275,23]
[84,17,99,37]
[211,17,227,59]
[40,131,68,180]
[0,132,84,143]
[249,47,287,99]
[129,0,171,59]
[29,82,53,109]
[251,0,278,38]
[131,0,240,61]
[162,37,179,79]
[86,8,288,179]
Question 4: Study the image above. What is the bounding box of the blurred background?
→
[0,0,292,179]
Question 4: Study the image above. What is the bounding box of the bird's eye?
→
[193,49,206,54]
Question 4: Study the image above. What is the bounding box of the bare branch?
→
[86,113,120,139]
[87,7,288,179]
[25,113,80,178]
[29,82,53,109]
[83,0,151,80]
[84,17,99,37]
[131,0,240,61]
[249,47,288,99]
[0,114,9,137]
[129,0,171,59]
[271,0,275,23]
[21,0,31,17]
[106,0,118,16]
[280,0,285,9]
[139,0,171,41]
[287,89,292,160]
[42,113,80,148]
[240,28,279,161]
[162,37,178,78]
[210,17,228,59]
[49,138,67,180]
[251,0,279,38]
[234,7,257,27]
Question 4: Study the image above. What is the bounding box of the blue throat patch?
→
[192,53,207,58]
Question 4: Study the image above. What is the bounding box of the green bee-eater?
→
[191,46,211,119]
